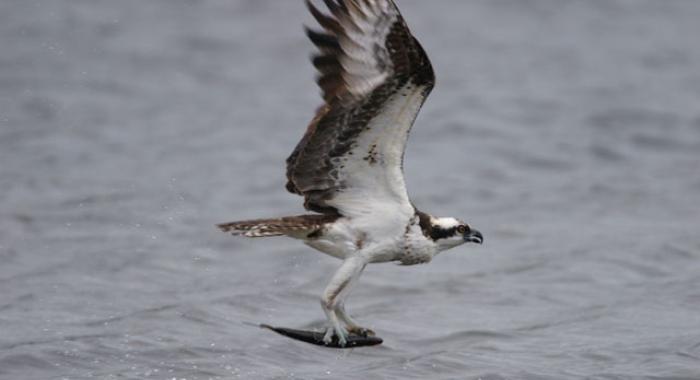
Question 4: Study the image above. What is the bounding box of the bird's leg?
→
[321,301,346,346]
[336,302,375,337]
[320,256,366,346]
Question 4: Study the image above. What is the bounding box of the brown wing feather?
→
[218,214,339,238]
[286,0,435,215]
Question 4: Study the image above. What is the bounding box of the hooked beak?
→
[464,229,483,244]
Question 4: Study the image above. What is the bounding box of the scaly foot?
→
[323,325,348,347]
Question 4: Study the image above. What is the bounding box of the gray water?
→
[2,1,700,379]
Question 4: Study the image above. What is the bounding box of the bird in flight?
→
[219,0,483,347]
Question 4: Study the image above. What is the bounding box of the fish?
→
[260,324,383,348]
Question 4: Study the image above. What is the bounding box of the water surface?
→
[1,1,700,379]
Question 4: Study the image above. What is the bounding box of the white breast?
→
[399,222,438,265]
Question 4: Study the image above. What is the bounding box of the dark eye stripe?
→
[430,226,458,241]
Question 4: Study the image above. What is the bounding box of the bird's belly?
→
[304,239,353,260]
[303,221,404,262]
[303,221,360,259]
[302,218,434,264]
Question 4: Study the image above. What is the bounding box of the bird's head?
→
[427,216,483,252]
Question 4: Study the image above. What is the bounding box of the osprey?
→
[219,0,483,347]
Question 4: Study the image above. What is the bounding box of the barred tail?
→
[217,214,339,238]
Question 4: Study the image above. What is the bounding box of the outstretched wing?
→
[286,0,435,219]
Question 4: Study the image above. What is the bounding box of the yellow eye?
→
[457,225,467,234]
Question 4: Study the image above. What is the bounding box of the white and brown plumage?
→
[219,0,483,346]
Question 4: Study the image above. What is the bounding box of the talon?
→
[323,327,334,345]
[338,333,347,347]
[322,326,348,346]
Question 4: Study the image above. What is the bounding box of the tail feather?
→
[217,214,339,238]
